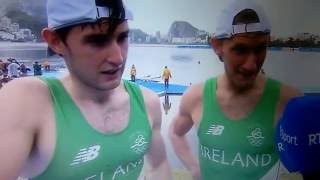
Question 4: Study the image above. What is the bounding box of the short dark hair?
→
[55,0,126,43]
[233,9,260,25]
[232,9,270,37]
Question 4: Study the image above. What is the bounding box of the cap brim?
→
[51,19,97,31]
[50,8,133,31]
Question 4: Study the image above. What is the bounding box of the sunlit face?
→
[61,21,129,91]
[219,33,270,91]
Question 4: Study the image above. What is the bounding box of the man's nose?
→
[106,41,124,66]
[242,53,258,72]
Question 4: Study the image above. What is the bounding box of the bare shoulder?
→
[0,77,51,127]
[274,82,303,122]
[169,83,205,137]
[279,83,303,104]
[179,83,204,114]
[183,83,204,99]
[0,77,53,178]
[139,86,160,106]
[0,77,50,104]
[139,86,161,127]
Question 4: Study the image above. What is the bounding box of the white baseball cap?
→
[47,0,133,30]
[214,0,271,39]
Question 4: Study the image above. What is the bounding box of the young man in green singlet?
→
[0,0,171,179]
[170,0,302,179]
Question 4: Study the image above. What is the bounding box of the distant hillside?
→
[6,9,46,40]
[20,0,46,23]
[168,21,199,38]
[0,0,46,18]
[2,0,46,40]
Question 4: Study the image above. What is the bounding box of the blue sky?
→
[124,0,320,38]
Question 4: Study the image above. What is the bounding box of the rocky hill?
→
[1,0,46,40]
[168,21,199,38]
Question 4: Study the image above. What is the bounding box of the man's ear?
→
[210,37,224,62]
[41,28,65,56]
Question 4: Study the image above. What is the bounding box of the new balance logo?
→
[70,145,101,166]
[206,124,225,135]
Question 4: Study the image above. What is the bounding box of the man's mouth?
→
[238,70,258,78]
[100,68,119,75]
[242,73,255,78]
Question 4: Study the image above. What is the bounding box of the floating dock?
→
[134,79,188,96]
[37,71,188,96]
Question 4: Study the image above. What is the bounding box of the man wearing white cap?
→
[0,0,170,179]
[170,0,302,179]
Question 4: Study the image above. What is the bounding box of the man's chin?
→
[96,78,122,91]
[232,81,255,92]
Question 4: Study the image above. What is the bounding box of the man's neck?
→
[218,74,266,97]
[61,75,122,104]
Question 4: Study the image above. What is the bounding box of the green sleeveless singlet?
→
[198,77,280,180]
[32,78,152,180]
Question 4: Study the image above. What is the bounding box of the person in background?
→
[33,61,42,76]
[0,60,5,73]
[19,63,30,77]
[169,0,302,179]
[162,66,172,89]
[7,61,20,78]
[2,59,10,74]
[0,69,3,89]
[130,64,136,82]
[43,60,51,71]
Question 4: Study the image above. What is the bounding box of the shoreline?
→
[0,42,319,52]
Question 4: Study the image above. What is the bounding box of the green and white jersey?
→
[32,78,152,180]
[198,77,281,180]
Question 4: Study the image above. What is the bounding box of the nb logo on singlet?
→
[206,124,225,136]
[70,145,101,166]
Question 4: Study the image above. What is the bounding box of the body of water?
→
[1,43,319,92]
[1,43,320,170]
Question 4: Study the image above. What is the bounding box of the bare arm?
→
[169,85,202,180]
[274,83,303,124]
[142,88,172,180]
[0,79,42,179]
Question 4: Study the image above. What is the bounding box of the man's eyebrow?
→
[231,42,267,49]
[82,30,129,42]
[256,43,268,48]
[118,30,130,37]
[82,33,110,42]
[231,43,249,50]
